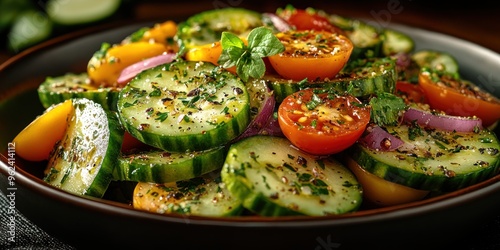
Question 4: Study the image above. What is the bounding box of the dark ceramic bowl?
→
[1,19,500,250]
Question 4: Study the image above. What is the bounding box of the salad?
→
[12,5,500,217]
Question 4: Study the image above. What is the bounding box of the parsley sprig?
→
[218,26,284,82]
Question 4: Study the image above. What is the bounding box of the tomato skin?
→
[280,9,345,35]
[268,30,353,81]
[395,81,427,104]
[278,89,371,155]
[418,71,500,126]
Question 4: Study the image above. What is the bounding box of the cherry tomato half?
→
[418,70,500,127]
[279,8,345,35]
[278,89,371,155]
[268,30,353,81]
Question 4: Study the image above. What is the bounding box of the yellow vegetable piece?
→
[185,42,223,66]
[140,20,178,47]
[87,41,170,87]
[13,99,73,162]
[346,157,430,207]
[184,38,248,74]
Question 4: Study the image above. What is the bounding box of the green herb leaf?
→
[218,26,284,82]
[369,92,407,127]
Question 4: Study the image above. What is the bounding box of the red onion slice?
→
[117,52,176,85]
[234,91,277,141]
[358,125,404,151]
[262,13,291,32]
[403,107,482,132]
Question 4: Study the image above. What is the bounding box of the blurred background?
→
[1,0,499,63]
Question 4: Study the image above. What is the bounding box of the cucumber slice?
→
[329,14,383,60]
[117,60,251,152]
[268,57,397,103]
[350,125,500,191]
[381,28,415,56]
[114,146,226,183]
[37,72,120,111]
[176,7,263,52]
[412,49,460,75]
[46,0,121,26]
[221,135,363,216]
[133,171,244,217]
[43,98,124,198]
[7,10,52,52]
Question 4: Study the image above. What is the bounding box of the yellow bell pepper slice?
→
[87,41,170,87]
[13,99,73,161]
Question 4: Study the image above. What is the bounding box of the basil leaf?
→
[221,31,245,49]
[218,46,244,68]
[219,27,284,81]
[248,27,284,57]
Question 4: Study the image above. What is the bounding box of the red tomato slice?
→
[395,81,428,104]
[268,30,353,81]
[279,8,345,35]
[418,70,500,127]
[278,89,371,155]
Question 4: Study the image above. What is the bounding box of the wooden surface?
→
[0,0,499,65]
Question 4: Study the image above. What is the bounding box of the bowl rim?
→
[1,19,500,228]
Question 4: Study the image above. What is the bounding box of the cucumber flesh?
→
[350,124,500,191]
[46,0,121,26]
[133,171,243,217]
[37,72,120,111]
[221,135,363,216]
[43,98,124,198]
[381,28,415,56]
[176,7,264,52]
[411,50,459,75]
[328,14,382,60]
[117,60,251,152]
[114,146,227,183]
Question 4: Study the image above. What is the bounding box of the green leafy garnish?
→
[369,92,407,127]
[218,26,284,82]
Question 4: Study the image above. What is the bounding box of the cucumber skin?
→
[44,98,124,198]
[38,73,120,111]
[350,128,500,192]
[269,57,397,103]
[117,61,251,153]
[85,111,124,197]
[221,135,363,216]
[115,146,227,184]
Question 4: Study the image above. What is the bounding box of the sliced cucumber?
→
[329,14,382,60]
[117,60,251,152]
[412,49,459,75]
[176,7,263,53]
[221,135,363,216]
[7,10,52,52]
[350,125,500,191]
[46,0,121,26]
[268,57,397,102]
[381,28,415,56]
[133,171,244,217]
[114,146,226,183]
[43,98,124,198]
[37,72,120,111]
